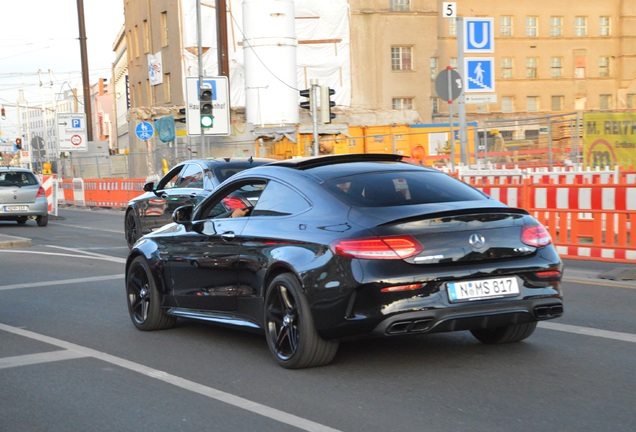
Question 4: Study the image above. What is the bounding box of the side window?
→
[251,180,310,217]
[201,180,268,219]
[176,164,204,188]
[157,165,183,190]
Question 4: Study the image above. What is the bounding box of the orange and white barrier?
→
[46,166,636,263]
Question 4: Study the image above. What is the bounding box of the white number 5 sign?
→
[442,2,456,18]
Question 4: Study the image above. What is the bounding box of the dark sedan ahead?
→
[125,154,564,368]
[124,157,273,248]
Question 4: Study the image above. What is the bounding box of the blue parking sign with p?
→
[464,17,494,53]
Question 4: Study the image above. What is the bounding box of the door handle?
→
[221,232,236,241]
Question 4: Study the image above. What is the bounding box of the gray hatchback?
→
[0,167,48,226]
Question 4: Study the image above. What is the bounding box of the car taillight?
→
[331,236,423,260]
[37,186,46,198]
[521,225,552,247]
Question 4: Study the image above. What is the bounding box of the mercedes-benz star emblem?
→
[468,233,486,249]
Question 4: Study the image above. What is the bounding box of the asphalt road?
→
[0,207,635,432]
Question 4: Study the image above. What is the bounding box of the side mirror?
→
[173,205,193,224]
[143,181,155,192]
[173,204,203,233]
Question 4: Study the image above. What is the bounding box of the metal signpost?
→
[435,67,464,172]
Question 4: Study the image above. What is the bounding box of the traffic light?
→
[320,86,336,124]
[1,106,5,120]
[199,83,213,128]
[299,88,312,111]
[15,138,22,150]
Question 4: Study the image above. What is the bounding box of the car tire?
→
[470,321,537,344]
[264,273,339,369]
[36,214,48,227]
[125,210,140,249]
[126,256,177,331]
[16,217,27,225]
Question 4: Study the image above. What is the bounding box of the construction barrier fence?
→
[45,166,636,264]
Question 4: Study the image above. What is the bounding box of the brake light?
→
[521,225,552,247]
[37,186,46,198]
[331,236,423,259]
[535,270,561,278]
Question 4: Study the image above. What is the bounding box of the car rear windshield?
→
[0,171,38,187]
[323,171,488,207]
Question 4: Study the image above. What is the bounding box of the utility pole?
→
[76,0,93,141]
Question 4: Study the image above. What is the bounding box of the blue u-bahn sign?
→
[464,17,494,53]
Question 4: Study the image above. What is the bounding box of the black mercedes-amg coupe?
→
[125,154,564,368]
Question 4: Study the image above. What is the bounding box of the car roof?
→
[247,153,439,182]
[179,157,276,167]
[0,167,34,173]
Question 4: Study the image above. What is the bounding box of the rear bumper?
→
[0,201,48,218]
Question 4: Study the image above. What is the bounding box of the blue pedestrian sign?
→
[464,17,494,53]
[136,121,154,140]
[465,58,495,93]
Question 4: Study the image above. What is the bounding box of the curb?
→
[0,235,32,248]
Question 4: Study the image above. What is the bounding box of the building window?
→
[550,57,563,78]
[551,96,564,111]
[550,16,563,37]
[500,16,513,37]
[575,16,587,36]
[599,16,611,37]
[600,94,612,110]
[599,57,610,77]
[390,0,410,12]
[393,98,414,109]
[392,46,413,71]
[525,16,538,37]
[526,57,538,78]
[501,57,513,79]
[526,96,539,112]
[161,11,169,47]
[502,96,514,113]
[449,57,457,69]
[133,26,140,58]
[626,94,635,109]
[431,97,439,115]
[142,20,150,54]
[163,73,171,103]
[429,57,438,80]
[449,18,456,36]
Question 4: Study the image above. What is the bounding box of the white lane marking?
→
[0,323,342,432]
[0,248,126,264]
[539,322,636,344]
[0,274,124,291]
[53,222,122,234]
[0,350,89,370]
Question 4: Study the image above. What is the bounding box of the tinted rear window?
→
[0,171,38,186]
[323,171,488,207]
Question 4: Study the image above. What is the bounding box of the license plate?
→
[3,205,29,212]
[447,277,519,302]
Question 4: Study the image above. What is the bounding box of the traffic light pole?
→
[310,79,320,156]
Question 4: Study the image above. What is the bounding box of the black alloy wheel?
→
[264,273,338,369]
[470,321,537,344]
[125,211,140,249]
[126,256,176,331]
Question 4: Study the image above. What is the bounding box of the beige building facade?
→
[120,0,636,157]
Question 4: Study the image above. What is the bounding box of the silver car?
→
[0,168,48,226]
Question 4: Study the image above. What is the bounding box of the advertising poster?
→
[583,112,636,169]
